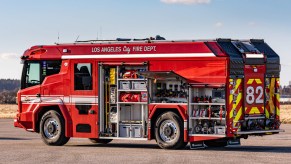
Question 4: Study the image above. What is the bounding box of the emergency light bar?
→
[245,53,264,58]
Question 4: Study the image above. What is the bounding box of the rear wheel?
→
[155,112,187,149]
[89,138,112,144]
[40,110,70,146]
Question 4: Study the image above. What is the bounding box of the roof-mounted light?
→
[63,49,69,53]
[245,53,264,58]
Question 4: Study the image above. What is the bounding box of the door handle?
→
[36,93,41,98]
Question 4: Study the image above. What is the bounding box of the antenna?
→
[58,32,60,43]
[75,35,80,42]
[100,26,102,40]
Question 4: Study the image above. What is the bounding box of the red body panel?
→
[149,59,227,83]
[244,65,266,115]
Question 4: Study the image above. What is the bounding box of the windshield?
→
[21,60,61,89]
[21,62,40,89]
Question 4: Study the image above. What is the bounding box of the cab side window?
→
[74,63,92,90]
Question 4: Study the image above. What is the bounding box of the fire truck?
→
[14,36,283,149]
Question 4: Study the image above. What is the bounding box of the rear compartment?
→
[216,39,283,136]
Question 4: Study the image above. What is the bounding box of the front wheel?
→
[155,112,187,149]
[40,110,70,146]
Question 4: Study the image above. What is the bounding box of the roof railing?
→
[55,37,264,45]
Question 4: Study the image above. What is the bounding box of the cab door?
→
[70,60,98,138]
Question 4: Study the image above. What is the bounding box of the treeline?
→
[0,78,291,104]
[0,79,20,104]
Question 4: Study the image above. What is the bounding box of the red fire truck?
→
[14,37,283,149]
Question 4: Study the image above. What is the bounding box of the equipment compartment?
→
[188,86,226,136]
[99,64,148,138]
[145,72,187,104]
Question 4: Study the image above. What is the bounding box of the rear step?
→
[234,129,284,135]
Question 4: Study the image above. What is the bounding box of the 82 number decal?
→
[246,86,264,104]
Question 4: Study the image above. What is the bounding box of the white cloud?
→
[160,0,211,5]
[0,53,19,60]
[214,22,223,28]
[248,22,256,26]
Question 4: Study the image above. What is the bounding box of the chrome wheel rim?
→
[43,118,60,139]
[159,120,178,142]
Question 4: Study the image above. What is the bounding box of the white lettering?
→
[92,47,100,53]
[133,46,143,52]
[144,46,156,52]
[123,46,131,53]
[92,45,157,53]
[101,47,122,53]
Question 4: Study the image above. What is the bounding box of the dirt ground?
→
[1,104,290,123]
[280,105,291,123]
[0,104,17,119]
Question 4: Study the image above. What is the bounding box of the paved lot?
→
[0,119,291,164]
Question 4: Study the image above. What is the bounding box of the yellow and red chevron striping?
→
[228,78,243,134]
[265,78,276,119]
[245,106,264,115]
[275,78,280,119]
[227,79,234,136]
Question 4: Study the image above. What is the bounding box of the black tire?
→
[89,138,112,144]
[155,111,187,149]
[204,139,227,147]
[40,110,70,146]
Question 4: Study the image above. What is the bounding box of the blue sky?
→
[0,0,290,85]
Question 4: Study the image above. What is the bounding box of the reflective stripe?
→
[184,121,187,129]
[61,53,215,59]
[21,95,98,104]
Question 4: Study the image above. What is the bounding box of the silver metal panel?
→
[119,125,131,137]
[132,125,142,138]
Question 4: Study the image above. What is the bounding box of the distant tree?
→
[0,79,20,104]
[0,90,17,104]
[0,79,20,92]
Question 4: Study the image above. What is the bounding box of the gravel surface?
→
[0,119,291,164]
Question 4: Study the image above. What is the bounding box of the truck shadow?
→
[0,137,31,140]
[70,144,291,153]
[69,143,160,149]
[203,146,291,153]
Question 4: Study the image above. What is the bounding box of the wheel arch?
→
[149,106,187,141]
[33,104,72,137]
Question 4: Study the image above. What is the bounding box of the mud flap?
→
[190,141,205,149]
[227,138,241,146]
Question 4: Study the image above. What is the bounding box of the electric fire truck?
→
[14,36,283,149]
